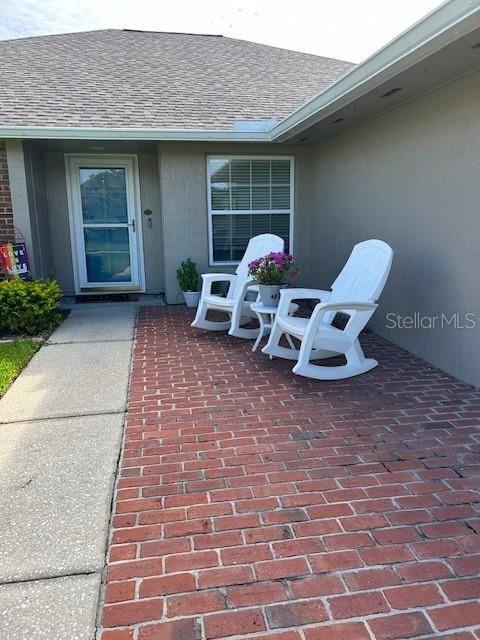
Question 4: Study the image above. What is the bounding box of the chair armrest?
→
[313,301,378,314]
[276,288,331,316]
[279,288,331,302]
[201,273,237,296]
[201,273,237,284]
[308,301,378,339]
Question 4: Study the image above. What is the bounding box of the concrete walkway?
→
[0,304,137,639]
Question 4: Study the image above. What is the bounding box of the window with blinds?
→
[207,157,294,264]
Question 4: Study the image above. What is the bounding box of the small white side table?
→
[251,301,299,357]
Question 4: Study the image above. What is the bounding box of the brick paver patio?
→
[99,306,480,640]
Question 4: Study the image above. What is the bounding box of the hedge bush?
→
[0,279,63,335]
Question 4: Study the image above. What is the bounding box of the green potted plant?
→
[176,258,200,307]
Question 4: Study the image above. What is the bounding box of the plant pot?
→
[258,284,281,307]
[183,291,201,308]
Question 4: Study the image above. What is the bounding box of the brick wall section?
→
[98,306,480,639]
[0,141,14,244]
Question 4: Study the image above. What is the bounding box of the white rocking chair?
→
[192,234,284,339]
[262,239,393,380]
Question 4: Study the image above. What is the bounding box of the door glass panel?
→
[80,168,128,223]
[84,227,131,283]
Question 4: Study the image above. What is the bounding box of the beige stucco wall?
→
[138,152,164,293]
[43,151,75,293]
[5,140,37,274]
[158,142,314,303]
[23,143,54,280]
[308,69,480,387]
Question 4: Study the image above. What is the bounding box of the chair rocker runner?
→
[192,234,284,339]
[262,239,393,380]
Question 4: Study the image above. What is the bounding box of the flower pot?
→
[183,291,201,308]
[258,284,281,307]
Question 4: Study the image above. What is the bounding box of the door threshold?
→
[75,293,140,303]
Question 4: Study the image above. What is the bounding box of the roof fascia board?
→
[270,0,480,141]
[0,126,272,142]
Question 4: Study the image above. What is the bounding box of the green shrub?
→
[0,279,63,335]
[176,258,199,292]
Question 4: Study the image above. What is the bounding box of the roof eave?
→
[0,1,478,143]
[270,0,480,142]
[0,126,272,142]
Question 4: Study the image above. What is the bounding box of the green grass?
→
[0,340,41,397]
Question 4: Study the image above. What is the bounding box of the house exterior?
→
[1,0,479,387]
[0,29,353,297]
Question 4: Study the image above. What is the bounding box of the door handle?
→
[128,219,136,232]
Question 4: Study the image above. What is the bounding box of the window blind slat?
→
[271,160,291,184]
[271,185,290,209]
[208,157,292,262]
[251,214,270,236]
[232,186,251,210]
[211,187,230,210]
[251,160,270,184]
[252,185,270,210]
[212,214,232,262]
[271,213,290,239]
[231,160,250,185]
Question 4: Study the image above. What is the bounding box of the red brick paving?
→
[98,306,480,639]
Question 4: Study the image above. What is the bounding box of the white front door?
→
[67,155,144,292]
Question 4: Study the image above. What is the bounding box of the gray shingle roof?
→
[0,29,353,129]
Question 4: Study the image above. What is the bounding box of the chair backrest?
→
[233,233,284,297]
[329,239,393,304]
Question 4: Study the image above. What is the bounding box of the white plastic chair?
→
[192,234,284,339]
[262,239,393,380]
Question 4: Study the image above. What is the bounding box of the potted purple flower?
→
[248,252,298,307]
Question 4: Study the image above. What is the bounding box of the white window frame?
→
[206,155,295,266]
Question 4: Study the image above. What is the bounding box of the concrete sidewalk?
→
[0,304,137,639]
